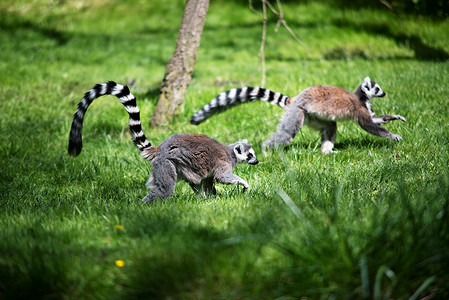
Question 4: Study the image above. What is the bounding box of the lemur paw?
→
[321,149,338,154]
[392,134,403,142]
[142,194,159,203]
[141,195,151,203]
[240,181,249,192]
[262,140,275,149]
[396,115,406,122]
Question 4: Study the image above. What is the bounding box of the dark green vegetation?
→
[1,0,448,298]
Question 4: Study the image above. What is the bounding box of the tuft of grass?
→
[261,152,449,299]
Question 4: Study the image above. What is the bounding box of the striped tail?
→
[68,81,152,158]
[190,86,290,125]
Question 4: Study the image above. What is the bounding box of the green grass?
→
[1,0,449,298]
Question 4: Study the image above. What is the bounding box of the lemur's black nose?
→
[248,157,259,165]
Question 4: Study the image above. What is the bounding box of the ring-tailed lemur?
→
[191,77,405,153]
[68,81,258,202]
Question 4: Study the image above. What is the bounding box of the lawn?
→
[1,0,448,298]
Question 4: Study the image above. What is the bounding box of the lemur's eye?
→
[248,153,253,158]
[375,87,380,93]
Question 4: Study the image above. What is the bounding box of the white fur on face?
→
[373,83,385,97]
[233,143,256,164]
[234,144,247,163]
[249,148,255,157]
[361,78,384,99]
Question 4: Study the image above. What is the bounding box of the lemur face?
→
[233,143,259,165]
[361,77,386,99]
[245,149,259,165]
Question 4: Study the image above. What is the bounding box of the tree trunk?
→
[150,0,209,127]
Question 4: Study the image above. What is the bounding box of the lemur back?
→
[68,81,258,202]
[191,77,405,153]
[190,86,292,125]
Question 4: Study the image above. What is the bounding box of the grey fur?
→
[68,82,258,202]
[141,135,258,202]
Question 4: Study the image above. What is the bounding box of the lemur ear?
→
[361,77,371,93]
[234,144,243,155]
[241,139,248,144]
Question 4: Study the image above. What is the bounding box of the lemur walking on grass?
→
[190,77,405,153]
[68,81,258,202]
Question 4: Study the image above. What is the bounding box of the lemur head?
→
[361,77,386,100]
[231,139,259,165]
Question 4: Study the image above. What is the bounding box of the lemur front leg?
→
[263,104,305,149]
[372,114,406,125]
[215,172,249,192]
[359,118,403,142]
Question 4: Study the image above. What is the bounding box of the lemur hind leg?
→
[189,183,203,196]
[189,177,217,197]
[262,104,305,149]
[202,177,217,195]
[320,121,337,154]
[142,158,177,203]
[372,114,406,125]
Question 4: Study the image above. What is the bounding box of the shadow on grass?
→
[3,2,448,66]
[0,13,69,46]
[332,18,449,61]
[270,168,449,299]
[270,134,400,153]
[0,221,111,299]
[206,4,449,62]
[114,210,279,299]
[333,135,401,151]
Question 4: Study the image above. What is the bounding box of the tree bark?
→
[150,0,209,127]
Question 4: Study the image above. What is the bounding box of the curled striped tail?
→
[68,81,153,158]
[190,86,291,125]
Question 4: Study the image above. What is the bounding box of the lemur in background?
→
[68,81,258,202]
[191,77,406,153]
